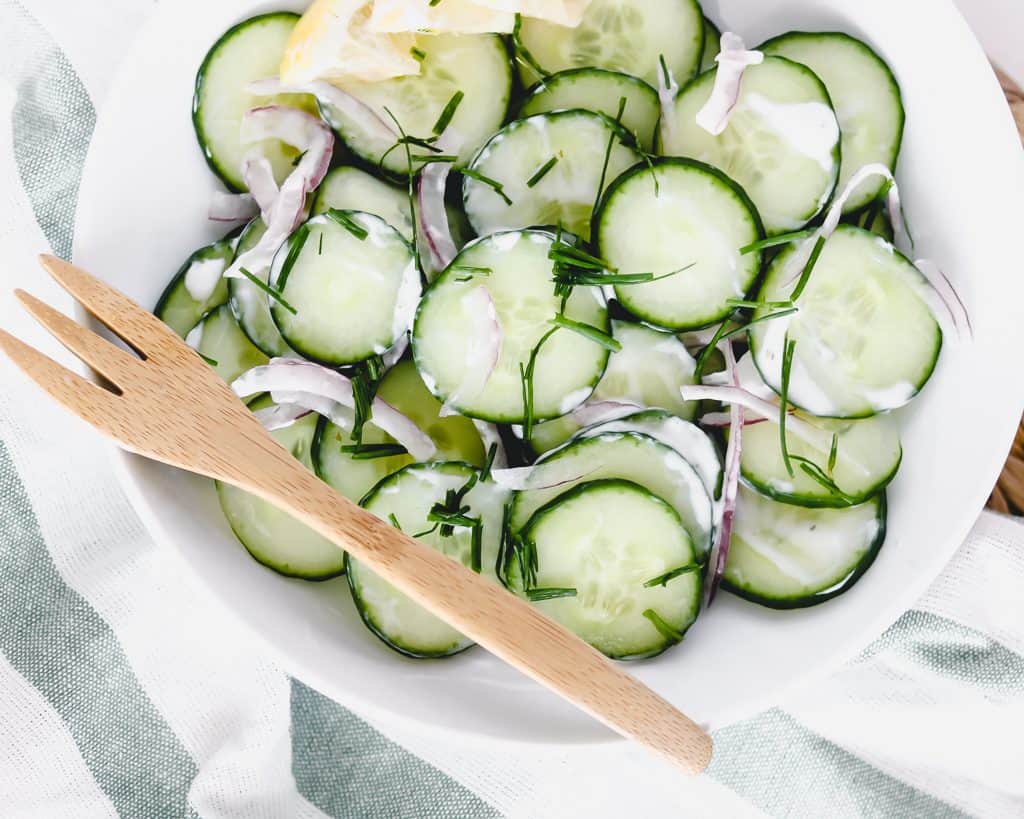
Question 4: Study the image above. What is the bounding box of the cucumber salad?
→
[158,0,970,661]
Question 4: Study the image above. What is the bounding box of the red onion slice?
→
[382,334,410,370]
[418,161,458,276]
[440,286,502,415]
[209,191,258,223]
[392,261,422,341]
[472,421,509,470]
[490,462,596,492]
[233,358,436,460]
[570,399,645,429]
[696,33,764,136]
[706,342,742,605]
[241,157,280,223]
[253,403,313,432]
[914,258,974,340]
[700,411,768,428]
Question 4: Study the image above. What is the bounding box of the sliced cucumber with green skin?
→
[155,239,234,337]
[662,56,841,236]
[723,484,886,608]
[228,218,294,358]
[350,462,506,658]
[700,17,722,72]
[217,396,344,579]
[595,158,763,330]
[462,110,640,242]
[530,321,699,455]
[193,13,316,191]
[516,0,704,88]
[413,230,610,423]
[319,33,511,176]
[749,225,942,418]
[312,166,414,241]
[269,211,417,366]
[510,431,714,561]
[740,413,901,508]
[517,480,701,660]
[188,303,267,384]
[519,69,661,152]
[760,32,905,214]
[314,359,486,503]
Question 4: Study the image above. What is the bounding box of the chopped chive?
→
[739,229,814,255]
[341,443,408,460]
[790,235,826,302]
[550,313,622,352]
[480,442,498,482]
[399,134,442,152]
[197,352,219,367]
[388,513,402,531]
[318,232,324,255]
[779,334,797,478]
[496,502,517,589]
[643,564,702,588]
[527,155,559,188]
[526,587,578,602]
[658,54,672,89]
[461,168,513,206]
[723,308,799,339]
[413,523,440,539]
[349,357,385,446]
[694,318,734,381]
[642,609,686,645]
[429,0,441,6]
[324,209,369,241]
[594,96,628,214]
[725,298,795,311]
[432,90,465,135]
[520,327,558,439]
[410,46,427,61]
[828,433,840,476]
[275,224,310,289]
[412,154,457,164]
[290,149,307,168]
[790,456,856,504]
[453,265,492,282]
[381,106,418,258]
[238,267,298,315]
[470,522,483,573]
[427,509,479,529]
[512,14,549,79]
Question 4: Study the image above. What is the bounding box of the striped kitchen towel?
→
[1,1,1021,816]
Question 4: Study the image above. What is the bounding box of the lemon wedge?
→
[280,0,421,85]
[473,0,594,27]
[368,0,514,33]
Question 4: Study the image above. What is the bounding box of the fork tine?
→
[0,328,127,439]
[15,289,141,387]
[38,254,177,358]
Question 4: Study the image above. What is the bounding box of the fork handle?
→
[243,448,712,774]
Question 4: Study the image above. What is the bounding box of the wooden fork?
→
[1,254,712,774]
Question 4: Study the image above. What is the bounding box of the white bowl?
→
[73,0,1024,744]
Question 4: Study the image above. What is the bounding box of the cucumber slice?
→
[269,211,417,366]
[519,68,661,151]
[749,225,942,418]
[155,239,233,337]
[740,413,902,508]
[462,110,640,242]
[516,0,704,87]
[595,158,763,330]
[228,218,294,357]
[530,321,699,455]
[413,230,610,423]
[217,396,344,579]
[188,303,267,384]
[510,431,714,561]
[312,166,414,241]
[313,359,486,503]
[723,484,886,608]
[700,17,722,72]
[319,33,511,175]
[662,56,841,236]
[517,480,701,659]
[193,13,316,191]
[761,32,905,214]
[350,462,506,658]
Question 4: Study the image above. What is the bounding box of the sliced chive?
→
[388,513,402,531]
[694,319,734,381]
[779,334,797,478]
[427,510,479,530]
[275,224,310,290]
[413,523,440,539]
[642,609,686,645]
[197,352,219,367]
[790,235,826,302]
[740,229,814,255]
[658,54,672,89]
[520,326,558,439]
[317,232,324,256]
[410,46,427,62]
[381,106,418,258]
[341,443,408,460]
[290,149,308,168]
[429,0,441,6]
[828,433,840,476]
[461,168,513,206]
[470,522,483,574]
[453,266,492,282]
[790,455,856,504]
[594,96,628,214]
[726,298,795,311]
[550,313,622,352]
[526,587,578,602]
[512,13,549,79]
[238,267,297,315]
[432,90,465,135]
[480,442,498,482]
[324,209,369,241]
[495,502,516,589]
[643,564,702,588]
[723,308,798,338]
[527,156,559,188]
[412,154,457,164]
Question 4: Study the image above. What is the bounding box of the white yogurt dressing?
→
[184,256,228,302]
[742,93,840,173]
